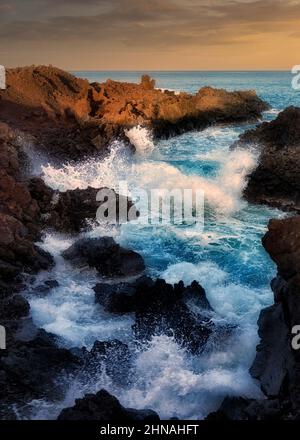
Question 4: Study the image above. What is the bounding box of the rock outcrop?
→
[236,107,300,212]
[0,66,269,160]
[0,123,53,297]
[0,321,82,419]
[58,389,159,421]
[94,277,214,354]
[29,179,137,233]
[62,237,145,277]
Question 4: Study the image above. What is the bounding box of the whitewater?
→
[20,114,286,421]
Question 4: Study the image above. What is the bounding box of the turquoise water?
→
[28,72,297,419]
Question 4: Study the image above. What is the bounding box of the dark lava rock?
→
[62,237,145,277]
[0,327,82,419]
[29,179,138,233]
[252,216,300,410]
[0,126,53,298]
[58,389,159,421]
[94,277,213,354]
[235,107,300,212]
[0,294,30,321]
[207,397,281,420]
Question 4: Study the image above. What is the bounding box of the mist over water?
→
[26,71,291,420]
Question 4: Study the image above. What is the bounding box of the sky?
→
[0,0,300,70]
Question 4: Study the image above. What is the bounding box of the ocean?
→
[25,71,300,420]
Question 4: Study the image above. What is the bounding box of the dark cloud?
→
[0,0,299,67]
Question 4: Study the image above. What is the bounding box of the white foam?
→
[125,126,154,156]
[42,141,257,216]
[162,261,272,324]
[29,233,133,348]
[115,335,263,419]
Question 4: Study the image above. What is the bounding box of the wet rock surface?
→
[0,123,54,300]
[0,322,82,419]
[62,237,145,277]
[94,277,213,354]
[207,397,282,420]
[236,107,300,212]
[29,179,137,233]
[0,66,268,160]
[58,389,160,421]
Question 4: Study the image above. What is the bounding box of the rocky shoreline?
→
[1,66,300,420]
[235,106,300,212]
[0,66,269,160]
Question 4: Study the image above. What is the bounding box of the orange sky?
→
[1,0,300,70]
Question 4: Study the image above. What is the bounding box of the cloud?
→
[0,0,300,68]
[0,0,299,43]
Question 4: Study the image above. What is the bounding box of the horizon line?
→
[70,69,291,73]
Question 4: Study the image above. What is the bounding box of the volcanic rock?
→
[235,107,300,211]
[0,66,269,160]
[29,179,137,233]
[58,389,159,421]
[207,396,281,420]
[94,277,213,353]
[62,237,145,277]
[0,327,82,419]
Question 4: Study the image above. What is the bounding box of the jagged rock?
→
[0,295,30,321]
[0,327,82,419]
[58,389,159,421]
[29,179,138,233]
[249,303,292,398]
[235,107,300,212]
[207,397,281,420]
[94,277,213,353]
[1,66,268,160]
[0,125,54,299]
[62,237,145,277]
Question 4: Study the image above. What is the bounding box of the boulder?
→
[235,107,300,212]
[62,237,145,277]
[207,397,281,420]
[29,179,138,233]
[83,340,132,387]
[0,327,82,419]
[1,66,268,160]
[94,277,213,353]
[58,389,159,421]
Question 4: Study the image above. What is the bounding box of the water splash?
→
[125,126,155,156]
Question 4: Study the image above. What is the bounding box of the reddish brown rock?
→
[28,179,137,233]
[0,66,268,160]
[0,124,53,296]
